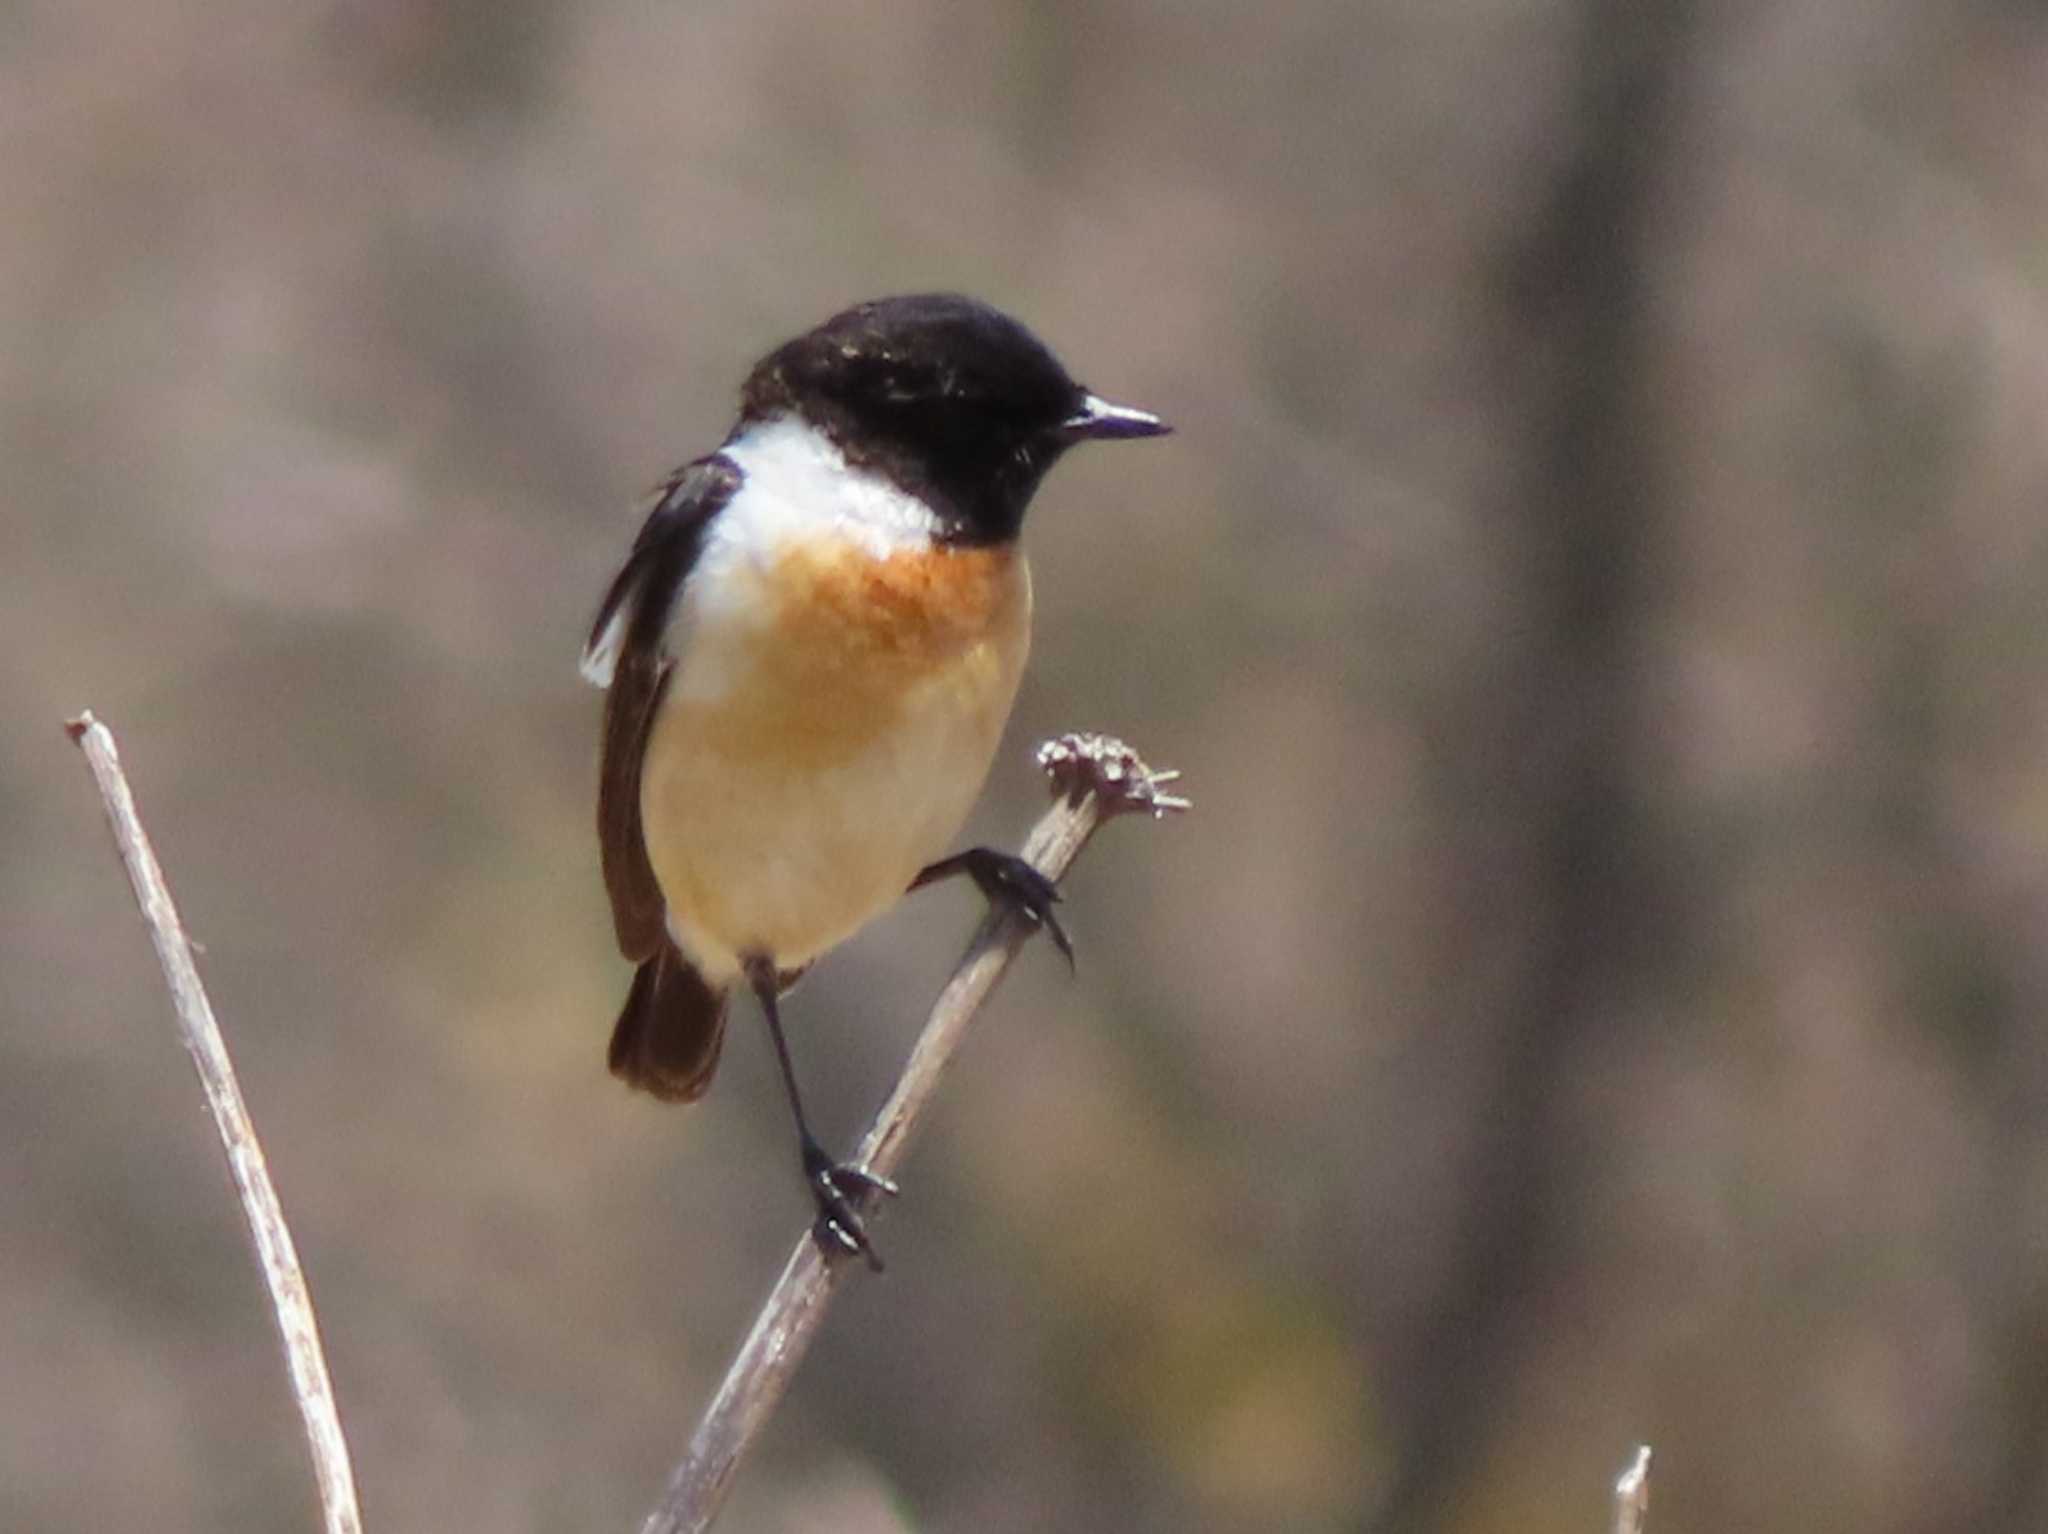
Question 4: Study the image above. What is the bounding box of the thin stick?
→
[639,733,1188,1534]
[1612,1445,1652,1534]
[67,711,365,1534]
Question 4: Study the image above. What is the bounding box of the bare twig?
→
[640,732,1188,1534]
[67,711,365,1534]
[1612,1445,1652,1534]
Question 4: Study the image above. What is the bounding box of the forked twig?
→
[639,732,1188,1534]
[67,712,364,1534]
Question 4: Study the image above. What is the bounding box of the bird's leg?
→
[910,847,1073,966]
[742,953,898,1271]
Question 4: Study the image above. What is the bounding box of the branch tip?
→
[1612,1444,1652,1534]
[1035,731,1191,818]
[68,711,363,1534]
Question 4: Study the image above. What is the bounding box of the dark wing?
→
[584,455,741,960]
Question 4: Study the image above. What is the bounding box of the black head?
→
[738,293,1168,544]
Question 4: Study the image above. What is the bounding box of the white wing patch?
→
[580,604,627,688]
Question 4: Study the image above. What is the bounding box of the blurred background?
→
[9,2,2048,1531]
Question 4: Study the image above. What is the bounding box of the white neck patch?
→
[716,413,941,561]
[584,414,948,689]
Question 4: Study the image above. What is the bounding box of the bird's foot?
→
[802,1140,899,1272]
[912,847,1073,966]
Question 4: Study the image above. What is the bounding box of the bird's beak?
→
[1061,392,1172,441]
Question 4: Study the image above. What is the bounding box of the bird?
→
[580,293,1169,1267]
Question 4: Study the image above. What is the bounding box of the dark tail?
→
[608,941,729,1103]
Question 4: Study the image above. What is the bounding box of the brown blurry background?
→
[10,2,2048,1531]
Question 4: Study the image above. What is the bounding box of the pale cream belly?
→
[640,539,1030,981]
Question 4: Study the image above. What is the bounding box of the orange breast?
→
[689,538,1028,769]
[639,535,1033,971]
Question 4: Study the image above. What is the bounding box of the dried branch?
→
[66,711,365,1534]
[638,732,1188,1534]
[1612,1445,1652,1534]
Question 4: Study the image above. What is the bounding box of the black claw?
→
[802,1140,899,1271]
[913,848,1075,967]
[1036,899,1076,969]
[980,853,1075,968]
